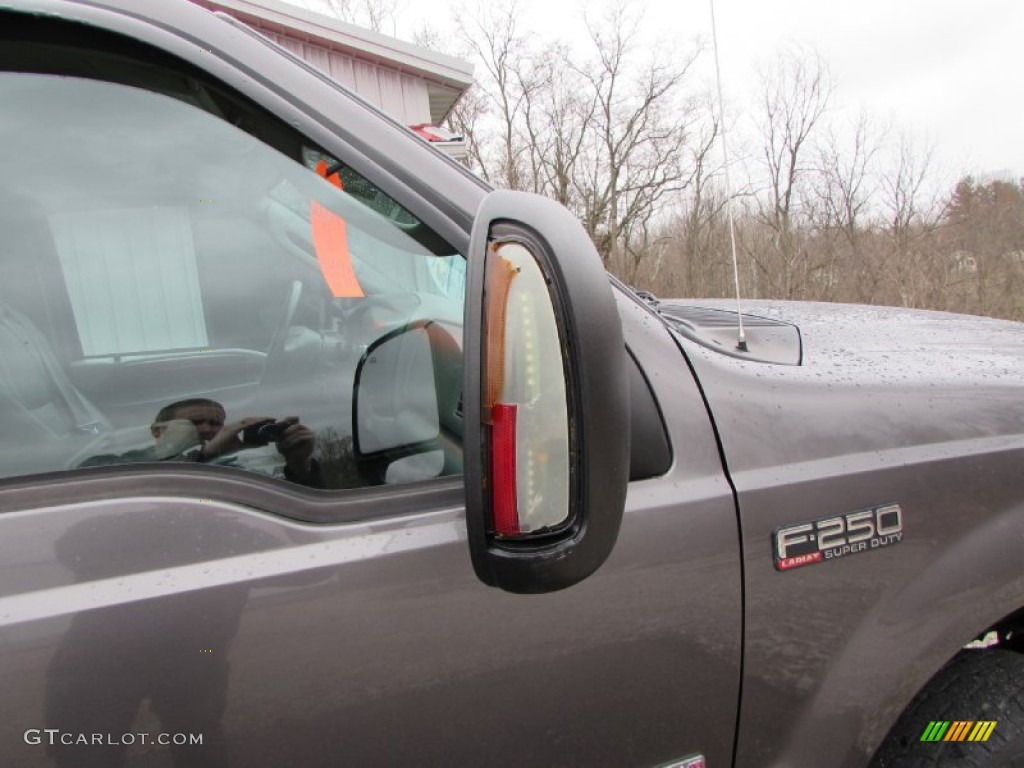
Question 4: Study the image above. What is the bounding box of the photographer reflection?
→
[82,398,324,487]
[44,508,266,768]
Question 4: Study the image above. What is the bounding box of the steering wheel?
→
[341,291,424,347]
[262,280,302,380]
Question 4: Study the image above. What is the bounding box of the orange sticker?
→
[311,160,364,298]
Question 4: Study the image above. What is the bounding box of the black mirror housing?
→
[464,191,630,593]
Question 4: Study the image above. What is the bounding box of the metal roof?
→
[190,0,473,122]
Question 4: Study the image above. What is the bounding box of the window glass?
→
[0,69,465,489]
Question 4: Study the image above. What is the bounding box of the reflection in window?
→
[51,207,208,357]
[0,68,465,490]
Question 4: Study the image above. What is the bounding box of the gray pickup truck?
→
[1,2,1022,767]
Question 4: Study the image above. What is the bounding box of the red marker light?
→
[490,403,519,536]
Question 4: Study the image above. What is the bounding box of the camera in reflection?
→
[241,420,287,446]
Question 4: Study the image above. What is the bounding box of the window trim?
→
[0,18,474,516]
[0,466,464,524]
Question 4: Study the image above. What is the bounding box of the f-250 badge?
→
[773,503,903,571]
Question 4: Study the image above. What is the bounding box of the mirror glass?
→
[355,326,440,453]
[384,450,445,484]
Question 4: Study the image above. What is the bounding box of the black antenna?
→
[709,0,748,352]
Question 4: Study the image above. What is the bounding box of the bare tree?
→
[641,112,727,296]
[748,45,833,298]
[813,112,883,243]
[808,111,886,301]
[517,42,596,206]
[320,0,1022,324]
[448,0,706,281]
[878,132,940,307]
[881,133,936,250]
[553,4,705,279]
[453,1,533,190]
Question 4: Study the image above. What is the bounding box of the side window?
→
[0,50,464,489]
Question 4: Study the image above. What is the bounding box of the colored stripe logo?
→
[920,721,997,742]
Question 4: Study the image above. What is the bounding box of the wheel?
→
[871,649,1024,767]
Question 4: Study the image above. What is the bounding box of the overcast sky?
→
[288,0,1024,182]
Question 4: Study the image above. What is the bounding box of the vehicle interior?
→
[0,29,467,488]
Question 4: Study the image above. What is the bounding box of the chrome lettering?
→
[875,504,903,536]
[816,517,845,550]
[845,509,876,544]
[776,523,813,560]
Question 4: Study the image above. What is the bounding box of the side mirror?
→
[464,191,629,593]
[352,321,457,485]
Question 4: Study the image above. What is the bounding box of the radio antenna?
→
[709,0,747,352]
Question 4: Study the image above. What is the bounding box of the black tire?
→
[871,649,1024,767]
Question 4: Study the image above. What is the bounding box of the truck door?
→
[0,11,742,767]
